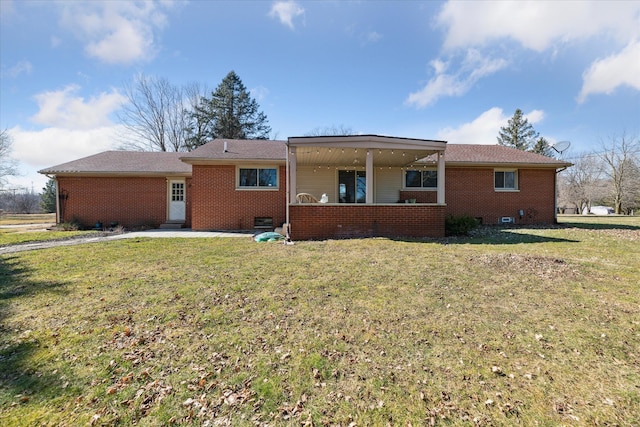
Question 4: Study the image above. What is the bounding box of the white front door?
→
[169,180,186,222]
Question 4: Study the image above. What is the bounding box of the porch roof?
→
[287,135,447,167]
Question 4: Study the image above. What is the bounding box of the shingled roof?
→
[443,144,571,167]
[180,139,287,164]
[39,140,571,176]
[38,151,191,175]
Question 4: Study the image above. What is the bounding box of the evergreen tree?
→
[531,137,554,157]
[187,71,271,148]
[40,178,57,213]
[497,109,539,151]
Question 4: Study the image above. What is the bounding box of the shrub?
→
[445,214,480,236]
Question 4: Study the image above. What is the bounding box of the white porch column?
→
[437,150,445,204]
[366,149,374,204]
[289,146,297,204]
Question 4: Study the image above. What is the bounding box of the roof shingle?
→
[38,151,191,175]
[39,140,571,176]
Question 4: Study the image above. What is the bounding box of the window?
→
[171,182,185,201]
[338,170,366,203]
[238,167,278,189]
[494,170,518,190]
[405,170,437,188]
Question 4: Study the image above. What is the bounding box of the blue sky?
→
[1,0,639,190]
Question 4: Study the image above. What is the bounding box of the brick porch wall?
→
[289,204,446,240]
[56,176,191,229]
[191,165,286,230]
[444,167,557,224]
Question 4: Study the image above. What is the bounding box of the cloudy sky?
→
[1,0,639,190]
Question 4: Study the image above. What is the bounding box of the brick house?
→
[39,135,570,239]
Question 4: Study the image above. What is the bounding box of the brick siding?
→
[56,176,191,229]
[444,167,556,224]
[191,165,286,230]
[290,205,446,240]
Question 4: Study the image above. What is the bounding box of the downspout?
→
[285,141,291,242]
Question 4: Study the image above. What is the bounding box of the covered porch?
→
[285,135,447,239]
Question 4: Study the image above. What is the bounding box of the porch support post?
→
[289,146,297,204]
[366,149,374,204]
[437,150,445,204]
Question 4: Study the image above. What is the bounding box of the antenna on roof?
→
[550,140,571,154]
[223,141,228,153]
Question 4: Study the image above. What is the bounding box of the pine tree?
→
[40,178,57,213]
[531,137,553,157]
[497,109,539,151]
[187,71,271,148]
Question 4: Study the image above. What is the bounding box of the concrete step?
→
[159,222,184,229]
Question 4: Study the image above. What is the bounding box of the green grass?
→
[0,213,55,225]
[1,217,639,426]
[0,229,97,246]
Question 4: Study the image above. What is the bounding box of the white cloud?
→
[437,1,640,52]
[269,1,305,30]
[31,85,126,130]
[436,107,544,144]
[59,1,177,64]
[7,84,126,188]
[11,125,121,169]
[250,85,270,102]
[406,49,508,108]
[578,39,640,103]
[1,60,33,78]
[431,1,640,104]
[363,31,382,45]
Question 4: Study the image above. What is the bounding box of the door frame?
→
[167,178,186,222]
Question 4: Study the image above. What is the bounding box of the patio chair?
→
[296,193,319,203]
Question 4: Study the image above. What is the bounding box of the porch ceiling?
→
[293,147,439,168]
[288,134,446,168]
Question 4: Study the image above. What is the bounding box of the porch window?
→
[405,170,437,189]
[338,170,366,203]
[494,169,518,190]
[238,167,278,189]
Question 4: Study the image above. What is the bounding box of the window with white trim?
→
[405,169,437,189]
[494,169,518,190]
[238,167,278,189]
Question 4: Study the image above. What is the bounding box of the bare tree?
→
[558,153,604,214]
[304,125,355,136]
[599,132,640,214]
[118,75,207,152]
[0,129,19,188]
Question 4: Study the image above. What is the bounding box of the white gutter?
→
[285,142,291,242]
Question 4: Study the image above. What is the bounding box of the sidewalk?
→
[1,229,257,254]
[109,229,256,239]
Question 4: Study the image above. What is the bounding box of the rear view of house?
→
[39,135,571,239]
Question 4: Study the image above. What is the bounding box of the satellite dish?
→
[551,140,571,154]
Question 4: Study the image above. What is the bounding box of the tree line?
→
[558,133,640,215]
[118,71,271,152]
[496,109,639,215]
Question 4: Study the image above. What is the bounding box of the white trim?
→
[494,169,518,191]
[236,165,280,190]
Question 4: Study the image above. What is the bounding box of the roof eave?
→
[38,171,192,177]
[444,161,572,168]
[180,158,286,165]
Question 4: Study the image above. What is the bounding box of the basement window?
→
[494,169,518,191]
[238,167,278,189]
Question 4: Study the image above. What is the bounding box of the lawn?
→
[1,217,638,426]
